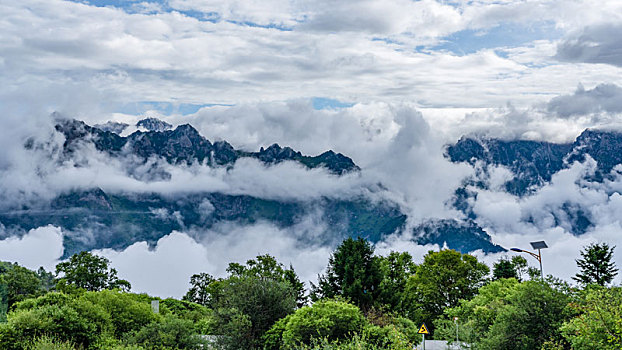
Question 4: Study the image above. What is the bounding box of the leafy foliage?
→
[264,299,420,350]
[185,255,300,349]
[377,252,416,313]
[226,254,306,307]
[480,280,571,349]
[183,272,214,306]
[561,286,622,349]
[573,243,618,286]
[4,239,622,350]
[0,289,209,350]
[126,316,207,349]
[493,256,527,281]
[273,299,365,348]
[55,252,131,292]
[403,249,489,332]
[434,278,520,347]
[435,279,572,350]
[0,262,46,310]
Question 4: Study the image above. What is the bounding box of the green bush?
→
[0,290,209,350]
[0,297,113,350]
[27,335,79,350]
[126,317,207,349]
[281,299,365,347]
[82,290,157,337]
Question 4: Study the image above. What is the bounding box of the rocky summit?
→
[447,128,622,235]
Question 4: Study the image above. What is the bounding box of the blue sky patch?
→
[312,97,354,110]
[432,22,562,55]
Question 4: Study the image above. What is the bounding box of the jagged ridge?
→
[55,119,360,175]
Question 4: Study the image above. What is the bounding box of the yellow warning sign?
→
[418,323,429,334]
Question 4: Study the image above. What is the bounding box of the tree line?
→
[0,239,619,349]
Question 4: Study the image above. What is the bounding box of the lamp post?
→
[510,241,548,279]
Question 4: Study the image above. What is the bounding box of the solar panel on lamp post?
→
[510,241,548,279]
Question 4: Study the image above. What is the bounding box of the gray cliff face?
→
[447,129,622,235]
[447,129,622,195]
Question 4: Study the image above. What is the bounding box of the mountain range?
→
[6,118,622,258]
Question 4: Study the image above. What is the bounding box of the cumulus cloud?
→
[173,101,474,220]
[95,218,335,298]
[548,83,622,117]
[2,0,622,111]
[458,158,622,284]
[556,23,622,67]
[0,225,64,271]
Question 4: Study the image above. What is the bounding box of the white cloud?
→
[0,226,64,271]
[2,0,621,113]
[97,231,213,298]
[96,218,334,298]
[548,83,622,117]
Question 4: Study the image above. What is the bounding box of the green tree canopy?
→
[377,251,417,313]
[183,272,215,306]
[311,238,383,311]
[561,286,622,350]
[0,263,45,310]
[435,278,520,347]
[0,290,210,349]
[573,243,618,286]
[265,299,366,349]
[55,251,131,292]
[185,254,300,349]
[492,256,527,281]
[264,299,421,350]
[436,279,572,350]
[403,249,489,331]
[227,254,306,307]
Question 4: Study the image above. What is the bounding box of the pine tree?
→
[573,243,618,286]
[310,237,383,311]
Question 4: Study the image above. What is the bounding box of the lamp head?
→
[510,248,523,252]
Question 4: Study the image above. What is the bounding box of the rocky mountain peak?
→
[136,117,172,132]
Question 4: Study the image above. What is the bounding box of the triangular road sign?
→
[418,323,429,334]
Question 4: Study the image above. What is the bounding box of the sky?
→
[2,0,622,297]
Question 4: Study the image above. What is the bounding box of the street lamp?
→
[510,241,548,279]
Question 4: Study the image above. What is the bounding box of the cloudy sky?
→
[2,0,622,297]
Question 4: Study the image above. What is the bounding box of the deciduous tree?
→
[55,251,131,292]
[403,249,489,331]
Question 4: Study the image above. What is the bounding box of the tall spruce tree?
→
[573,243,618,286]
[311,237,383,311]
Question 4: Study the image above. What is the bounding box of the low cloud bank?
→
[0,225,64,272]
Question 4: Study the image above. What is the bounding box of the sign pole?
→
[418,323,429,350]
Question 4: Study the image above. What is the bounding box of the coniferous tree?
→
[573,243,618,286]
[311,237,383,311]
